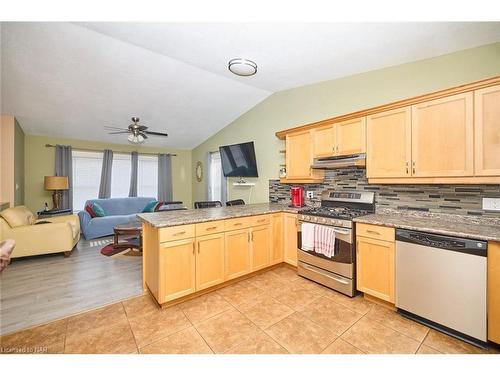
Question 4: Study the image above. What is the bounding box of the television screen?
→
[219,141,258,177]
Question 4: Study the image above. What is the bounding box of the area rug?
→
[100,238,142,257]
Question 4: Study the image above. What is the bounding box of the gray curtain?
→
[221,169,228,205]
[158,154,173,202]
[55,145,73,210]
[98,149,113,199]
[129,151,138,197]
[205,152,212,200]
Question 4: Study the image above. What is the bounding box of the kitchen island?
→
[137,203,302,307]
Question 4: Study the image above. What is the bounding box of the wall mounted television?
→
[219,141,258,178]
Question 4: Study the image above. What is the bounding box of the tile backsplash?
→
[269,168,500,218]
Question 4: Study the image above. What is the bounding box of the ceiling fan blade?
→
[139,132,148,139]
[138,125,148,131]
[108,131,131,134]
[144,130,169,137]
[105,125,129,131]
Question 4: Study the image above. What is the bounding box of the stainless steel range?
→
[297,190,375,297]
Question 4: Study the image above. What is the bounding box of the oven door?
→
[297,221,353,264]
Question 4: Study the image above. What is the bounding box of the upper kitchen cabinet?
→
[284,130,324,183]
[411,92,474,177]
[336,117,366,156]
[312,123,336,158]
[475,84,500,176]
[367,107,412,178]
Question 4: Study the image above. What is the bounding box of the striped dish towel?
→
[313,224,336,258]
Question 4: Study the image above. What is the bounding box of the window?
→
[209,152,222,201]
[137,154,158,199]
[111,153,131,198]
[72,151,103,210]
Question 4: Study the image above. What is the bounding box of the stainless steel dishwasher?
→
[395,229,487,346]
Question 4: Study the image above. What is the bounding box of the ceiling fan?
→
[105,117,168,144]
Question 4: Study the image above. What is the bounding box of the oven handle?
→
[300,263,350,285]
[298,221,351,236]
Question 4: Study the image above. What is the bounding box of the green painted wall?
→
[24,135,192,213]
[191,42,500,204]
[14,118,25,206]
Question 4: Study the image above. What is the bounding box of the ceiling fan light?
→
[127,133,145,144]
[228,58,257,76]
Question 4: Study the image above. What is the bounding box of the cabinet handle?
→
[366,230,380,235]
[248,232,250,242]
[257,219,266,223]
[412,161,416,175]
[197,242,200,253]
[173,231,186,236]
[234,222,242,226]
[406,161,409,175]
[206,226,217,231]
[192,242,195,254]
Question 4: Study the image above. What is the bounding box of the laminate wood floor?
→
[0,237,143,335]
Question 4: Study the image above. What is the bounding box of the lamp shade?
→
[44,176,69,190]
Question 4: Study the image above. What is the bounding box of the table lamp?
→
[44,176,69,210]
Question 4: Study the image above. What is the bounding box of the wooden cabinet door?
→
[159,238,196,303]
[366,107,412,178]
[195,233,225,291]
[475,85,500,176]
[225,229,251,280]
[251,225,271,271]
[270,213,284,265]
[488,241,500,344]
[283,213,298,266]
[312,124,336,158]
[411,92,473,177]
[336,117,366,156]
[286,130,313,178]
[356,236,394,303]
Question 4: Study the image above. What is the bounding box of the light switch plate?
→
[482,197,500,211]
[306,191,314,199]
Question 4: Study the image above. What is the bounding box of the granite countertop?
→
[353,208,500,242]
[137,203,304,228]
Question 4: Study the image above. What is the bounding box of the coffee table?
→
[113,221,143,253]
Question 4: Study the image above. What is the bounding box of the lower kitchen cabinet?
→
[283,213,298,266]
[225,228,251,280]
[271,213,284,265]
[158,238,196,303]
[356,229,395,303]
[195,233,225,291]
[251,225,271,271]
[488,241,500,344]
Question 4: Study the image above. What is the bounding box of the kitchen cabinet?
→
[488,241,500,344]
[270,213,284,265]
[366,107,412,178]
[312,123,336,158]
[195,233,225,291]
[336,117,366,156]
[284,130,324,183]
[158,238,196,303]
[225,228,251,280]
[251,225,271,271]
[356,224,395,303]
[283,213,298,266]
[475,84,500,176]
[411,92,474,177]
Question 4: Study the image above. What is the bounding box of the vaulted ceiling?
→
[1,22,499,148]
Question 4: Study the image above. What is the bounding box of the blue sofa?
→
[78,197,155,240]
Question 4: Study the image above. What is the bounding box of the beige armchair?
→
[0,206,80,258]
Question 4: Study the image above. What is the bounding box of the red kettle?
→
[290,186,305,207]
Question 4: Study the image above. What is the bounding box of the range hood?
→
[311,154,366,169]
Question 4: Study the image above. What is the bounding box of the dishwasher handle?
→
[396,229,487,257]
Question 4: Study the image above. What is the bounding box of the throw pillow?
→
[85,203,96,218]
[91,202,106,217]
[142,200,159,213]
[0,206,35,228]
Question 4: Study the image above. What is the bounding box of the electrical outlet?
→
[483,197,500,211]
[306,191,314,199]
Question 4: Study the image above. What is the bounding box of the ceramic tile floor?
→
[1,265,498,354]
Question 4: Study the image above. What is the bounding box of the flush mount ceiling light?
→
[228,58,257,76]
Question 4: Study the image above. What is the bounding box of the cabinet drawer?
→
[225,217,250,231]
[249,214,270,227]
[195,220,225,236]
[356,223,395,242]
[159,224,195,242]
